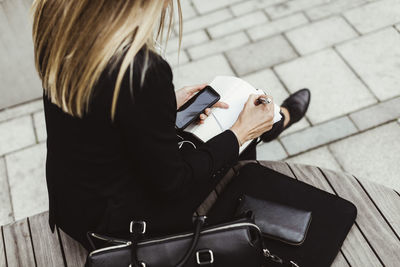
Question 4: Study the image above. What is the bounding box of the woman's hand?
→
[230,94,274,146]
[176,84,229,124]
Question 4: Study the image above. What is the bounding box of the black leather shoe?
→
[260,88,310,142]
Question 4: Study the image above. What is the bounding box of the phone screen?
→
[176,86,220,130]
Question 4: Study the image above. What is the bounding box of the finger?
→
[199,113,207,120]
[186,83,208,94]
[212,101,229,109]
[204,108,211,115]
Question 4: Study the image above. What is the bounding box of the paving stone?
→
[173,55,234,90]
[226,35,297,76]
[275,49,377,124]
[176,0,197,21]
[5,143,48,220]
[33,111,46,143]
[0,99,43,123]
[396,23,400,32]
[247,13,309,41]
[256,140,288,161]
[337,28,400,101]
[330,122,400,192]
[0,116,36,156]
[344,0,400,34]
[230,0,286,16]
[165,30,209,54]
[0,157,13,225]
[207,11,268,39]
[165,50,190,67]
[306,0,365,21]
[177,9,233,34]
[264,0,326,19]
[350,96,400,130]
[285,146,343,172]
[188,32,250,60]
[192,0,243,14]
[286,16,358,55]
[281,116,358,155]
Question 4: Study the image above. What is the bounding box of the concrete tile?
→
[33,111,46,143]
[173,55,234,90]
[177,9,232,34]
[0,116,36,156]
[165,50,190,67]
[275,49,377,124]
[286,146,343,172]
[281,116,358,155]
[306,0,365,21]
[6,143,48,220]
[230,0,286,16]
[286,16,358,55]
[165,30,209,54]
[247,13,309,41]
[330,122,400,192]
[256,140,288,160]
[265,0,326,19]
[0,157,13,225]
[192,0,242,14]
[188,32,250,60]
[337,28,400,101]
[226,35,297,76]
[0,99,43,123]
[396,23,400,32]
[344,0,400,34]
[350,96,400,130]
[176,0,197,21]
[281,117,310,136]
[208,11,268,39]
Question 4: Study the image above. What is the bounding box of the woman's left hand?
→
[176,84,229,124]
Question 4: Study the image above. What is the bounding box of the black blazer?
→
[43,49,239,248]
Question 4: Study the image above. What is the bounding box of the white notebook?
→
[185,76,282,154]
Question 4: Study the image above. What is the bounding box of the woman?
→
[32,0,310,250]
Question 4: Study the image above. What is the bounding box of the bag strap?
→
[262,243,300,267]
[129,216,207,267]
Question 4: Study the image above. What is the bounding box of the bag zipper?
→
[89,222,260,257]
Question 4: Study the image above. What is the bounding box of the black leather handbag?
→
[85,215,299,267]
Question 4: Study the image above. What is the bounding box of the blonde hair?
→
[31,0,182,119]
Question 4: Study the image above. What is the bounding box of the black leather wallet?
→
[235,195,312,246]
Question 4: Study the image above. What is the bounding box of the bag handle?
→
[129,216,207,267]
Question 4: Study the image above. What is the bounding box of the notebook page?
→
[185,113,222,142]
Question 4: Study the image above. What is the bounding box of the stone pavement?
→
[1,0,400,225]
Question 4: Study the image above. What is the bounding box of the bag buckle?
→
[196,249,214,265]
[130,221,146,234]
[128,263,146,267]
[263,248,283,264]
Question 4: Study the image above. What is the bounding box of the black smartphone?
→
[175,85,220,130]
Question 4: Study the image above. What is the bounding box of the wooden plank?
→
[331,252,350,267]
[322,168,400,267]
[0,227,7,267]
[356,177,400,238]
[58,229,87,267]
[29,213,65,267]
[2,218,36,266]
[257,160,295,178]
[289,164,382,267]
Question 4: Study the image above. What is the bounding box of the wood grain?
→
[257,160,295,178]
[0,227,7,267]
[289,163,383,267]
[356,177,400,238]
[58,228,87,267]
[2,219,36,267]
[29,213,65,266]
[322,168,400,267]
[331,252,350,267]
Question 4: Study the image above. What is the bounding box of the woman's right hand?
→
[230,94,275,146]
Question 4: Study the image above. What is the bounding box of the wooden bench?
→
[1,161,400,267]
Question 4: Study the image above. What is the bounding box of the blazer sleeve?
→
[115,54,239,199]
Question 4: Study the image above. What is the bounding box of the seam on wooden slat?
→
[1,226,9,267]
[340,250,351,267]
[285,162,300,180]
[56,227,68,267]
[26,218,38,267]
[317,168,385,267]
[353,176,400,242]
